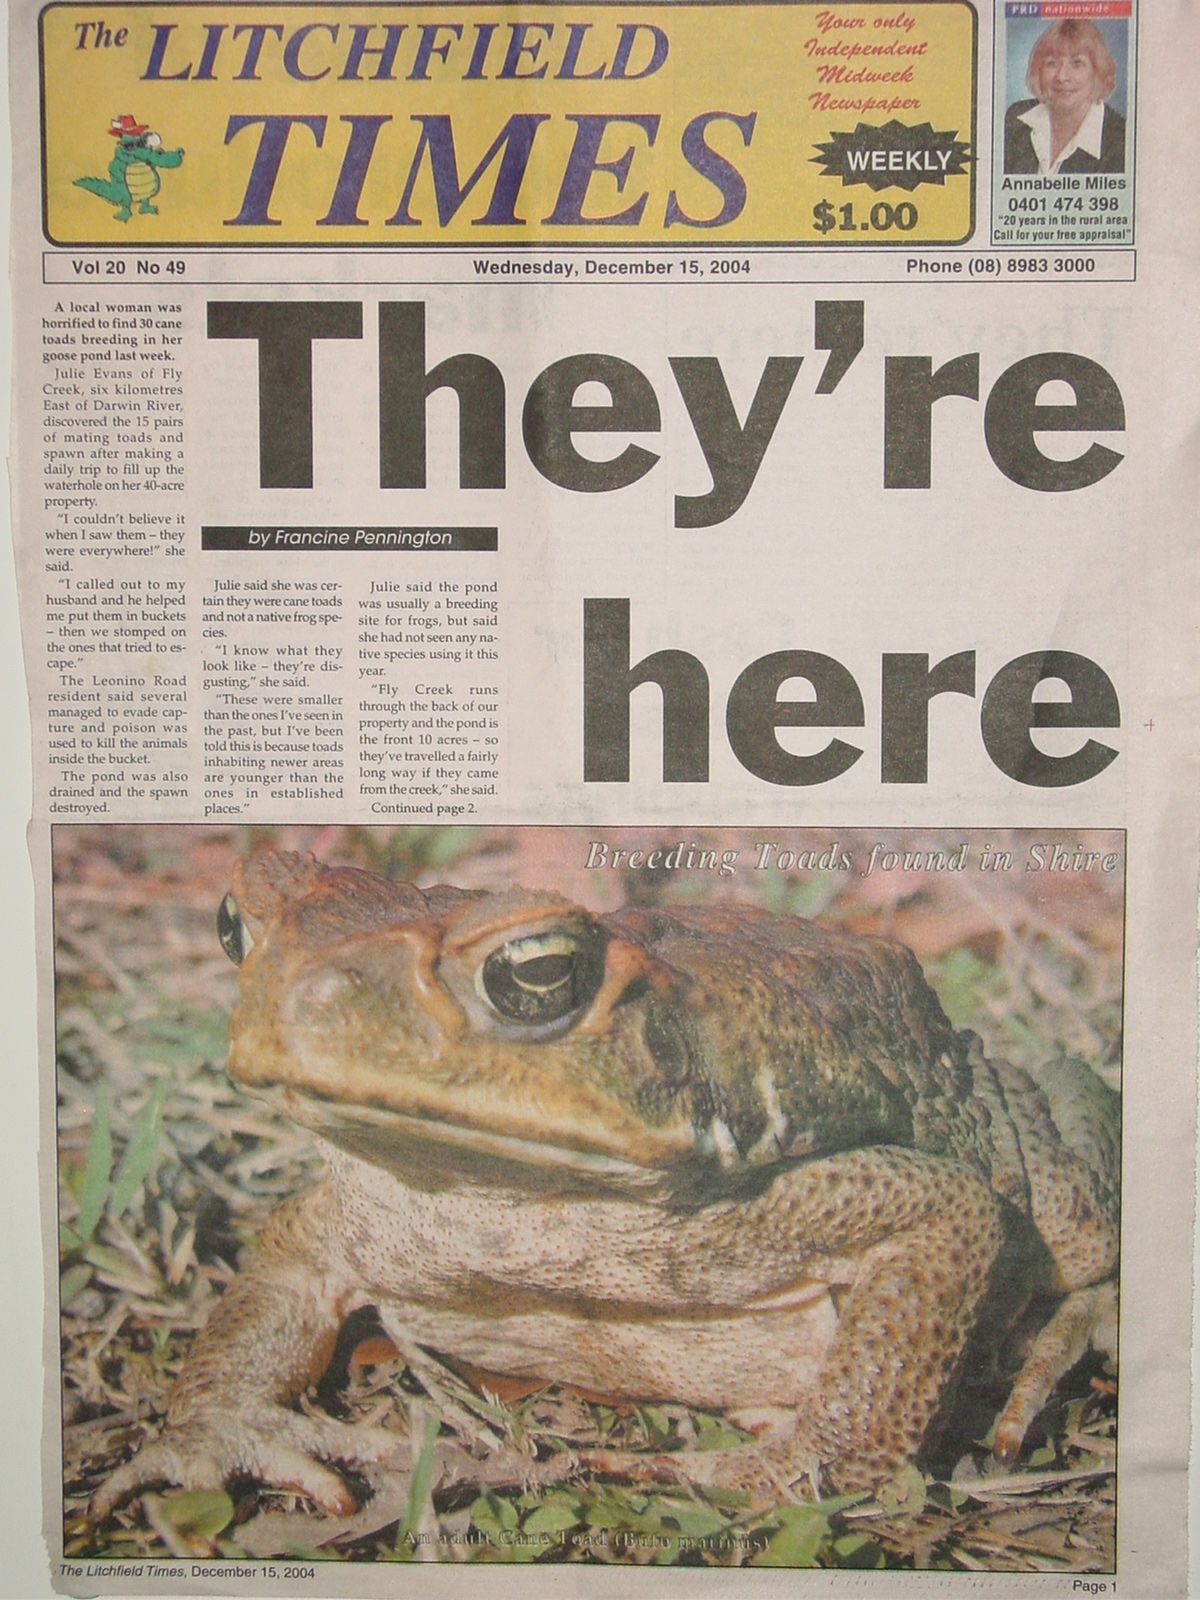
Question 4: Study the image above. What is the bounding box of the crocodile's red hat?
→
[109,115,149,137]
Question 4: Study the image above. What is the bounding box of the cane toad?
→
[94,848,1119,1518]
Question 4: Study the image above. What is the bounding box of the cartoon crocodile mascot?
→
[74,115,184,223]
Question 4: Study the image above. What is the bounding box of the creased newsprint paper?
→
[8,0,1198,1593]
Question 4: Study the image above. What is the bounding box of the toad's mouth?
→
[257,1082,681,1197]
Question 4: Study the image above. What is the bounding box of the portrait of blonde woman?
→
[1003,18,1126,176]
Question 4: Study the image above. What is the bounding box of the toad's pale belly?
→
[328,1150,843,1410]
[378,1290,840,1412]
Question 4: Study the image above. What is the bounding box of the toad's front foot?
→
[91,1404,402,1522]
[993,1281,1117,1463]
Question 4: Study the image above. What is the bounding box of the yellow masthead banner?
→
[42,1,976,246]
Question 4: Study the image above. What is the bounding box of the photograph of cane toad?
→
[57,825,1121,1571]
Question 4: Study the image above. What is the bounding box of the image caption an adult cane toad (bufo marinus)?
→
[92,845,1119,1521]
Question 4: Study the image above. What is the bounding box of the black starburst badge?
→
[812,121,971,192]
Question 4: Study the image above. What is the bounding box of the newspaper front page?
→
[8,0,1197,1592]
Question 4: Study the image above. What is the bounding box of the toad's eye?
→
[217,893,254,965]
[478,929,605,1027]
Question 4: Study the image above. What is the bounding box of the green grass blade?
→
[395,1412,441,1551]
[110,1076,169,1218]
[75,1090,113,1245]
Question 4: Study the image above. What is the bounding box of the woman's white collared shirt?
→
[1018,99,1107,175]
